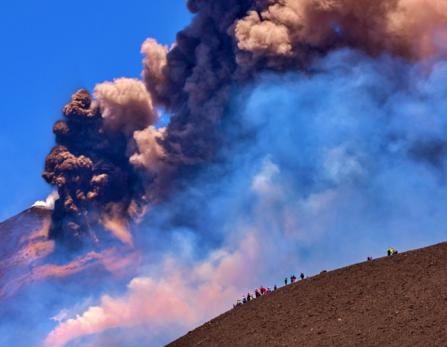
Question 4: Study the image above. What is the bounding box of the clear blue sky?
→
[0,1,191,221]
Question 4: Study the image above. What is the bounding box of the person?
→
[387,247,398,256]
[242,296,247,304]
[300,273,305,280]
[247,293,252,301]
[255,289,261,298]
[284,277,288,286]
[260,286,268,295]
[367,256,373,261]
[291,275,297,283]
[274,284,277,291]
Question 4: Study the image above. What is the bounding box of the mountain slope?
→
[0,206,52,260]
[169,242,447,346]
[0,207,138,300]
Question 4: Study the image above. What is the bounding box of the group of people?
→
[284,273,305,285]
[233,273,305,308]
[234,247,400,308]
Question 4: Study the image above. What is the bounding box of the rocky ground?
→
[169,242,447,346]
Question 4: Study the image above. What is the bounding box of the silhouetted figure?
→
[260,286,267,295]
[367,256,373,261]
[242,297,247,304]
[291,275,297,283]
[247,293,252,301]
[255,289,261,298]
[387,247,398,256]
[300,273,305,280]
[284,277,288,286]
[274,285,277,291]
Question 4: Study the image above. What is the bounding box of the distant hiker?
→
[387,247,398,256]
[367,256,373,261]
[260,286,267,295]
[242,296,247,304]
[255,289,261,298]
[291,275,297,283]
[247,293,252,301]
[300,273,305,280]
[284,277,288,286]
[274,284,277,291]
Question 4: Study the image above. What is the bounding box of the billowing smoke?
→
[43,0,447,246]
[4,0,445,346]
[43,79,161,247]
[143,0,447,165]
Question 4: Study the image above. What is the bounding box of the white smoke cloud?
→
[44,233,260,347]
[32,191,59,210]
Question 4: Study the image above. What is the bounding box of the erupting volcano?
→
[2,1,447,346]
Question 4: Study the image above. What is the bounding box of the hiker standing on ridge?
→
[387,247,398,256]
[300,273,305,280]
[291,275,297,283]
[284,277,288,286]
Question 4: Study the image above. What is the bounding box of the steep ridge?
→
[169,242,447,346]
[0,206,51,260]
[0,207,53,298]
[0,206,137,300]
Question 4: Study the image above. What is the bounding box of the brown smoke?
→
[94,78,158,136]
[143,0,447,169]
[43,84,158,247]
[234,0,447,67]
[44,0,447,247]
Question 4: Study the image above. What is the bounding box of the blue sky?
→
[0,1,191,220]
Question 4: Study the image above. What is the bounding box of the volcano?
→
[169,241,447,346]
[0,206,138,301]
[0,207,52,298]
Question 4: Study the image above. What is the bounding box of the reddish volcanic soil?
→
[169,242,447,346]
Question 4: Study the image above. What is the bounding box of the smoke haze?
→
[3,1,447,346]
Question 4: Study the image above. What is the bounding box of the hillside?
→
[169,242,447,346]
[0,207,51,258]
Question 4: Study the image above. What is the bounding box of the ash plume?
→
[44,0,447,247]
[43,79,159,247]
[142,0,447,167]
[4,1,447,346]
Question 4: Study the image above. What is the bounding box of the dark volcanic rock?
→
[169,242,447,346]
